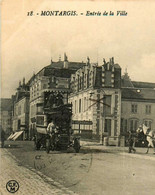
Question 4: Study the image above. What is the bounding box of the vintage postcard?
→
[1,0,155,194]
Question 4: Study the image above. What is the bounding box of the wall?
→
[121,100,155,132]
[0,110,12,136]
[12,97,29,139]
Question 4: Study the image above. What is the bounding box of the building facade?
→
[29,55,86,138]
[121,73,155,136]
[0,98,13,137]
[12,79,30,140]
[69,57,122,145]
[7,54,155,146]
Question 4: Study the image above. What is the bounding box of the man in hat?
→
[128,130,136,153]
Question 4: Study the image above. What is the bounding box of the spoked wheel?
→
[46,139,50,153]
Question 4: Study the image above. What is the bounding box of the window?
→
[144,120,152,129]
[105,71,112,87]
[82,72,84,89]
[77,76,80,91]
[130,119,138,131]
[36,116,45,126]
[24,102,26,113]
[146,105,151,114]
[79,77,82,90]
[121,118,128,132]
[104,96,111,115]
[84,97,86,111]
[79,99,81,113]
[87,70,89,88]
[105,119,111,135]
[75,100,77,114]
[131,104,137,113]
[18,106,21,115]
[114,120,117,136]
[124,119,128,132]
[43,84,47,89]
[89,72,92,86]
[84,74,87,88]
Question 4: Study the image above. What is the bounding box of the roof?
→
[44,67,77,78]
[29,61,86,83]
[102,63,121,70]
[122,88,155,101]
[114,64,121,69]
[46,61,86,70]
[121,73,155,89]
[121,74,134,88]
[0,98,12,111]
[132,81,155,89]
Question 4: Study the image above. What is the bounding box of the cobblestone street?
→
[0,148,76,195]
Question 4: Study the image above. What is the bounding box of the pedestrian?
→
[0,125,6,148]
[128,130,136,153]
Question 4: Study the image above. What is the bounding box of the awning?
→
[7,133,14,140]
[7,132,18,140]
[12,131,23,141]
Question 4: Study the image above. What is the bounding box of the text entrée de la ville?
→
[27,10,128,17]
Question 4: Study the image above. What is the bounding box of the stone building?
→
[12,78,30,140]
[0,98,13,137]
[29,54,86,138]
[121,72,155,135]
[8,53,155,146]
[69,57,122,145]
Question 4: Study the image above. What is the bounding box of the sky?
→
[1,0,155,98]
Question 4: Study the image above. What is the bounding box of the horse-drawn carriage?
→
[34,92,80,153]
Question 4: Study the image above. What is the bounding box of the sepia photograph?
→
[0,0,155,194]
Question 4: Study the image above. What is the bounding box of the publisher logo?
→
[6,180,19,193]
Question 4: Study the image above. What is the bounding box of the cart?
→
[34,103,80,153]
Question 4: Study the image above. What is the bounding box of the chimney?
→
[109,58,112,65]
[103,58,106,65]
[111,57,114,65]
[64,53,68,68]
[87,56,90,65]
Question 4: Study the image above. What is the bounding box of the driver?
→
[47,119,58,144]
[47,119,56,134]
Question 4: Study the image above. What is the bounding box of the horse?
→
[136,124,155,154]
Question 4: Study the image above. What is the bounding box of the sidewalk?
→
[0,149,77,195]
[80,140,155,160]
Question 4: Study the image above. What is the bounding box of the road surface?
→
[1,141,155,195]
